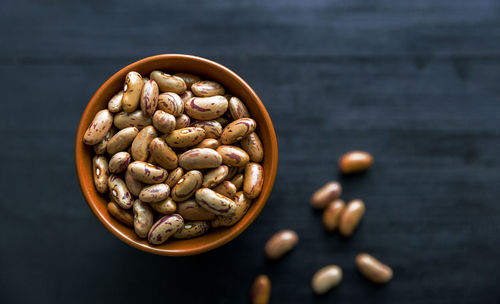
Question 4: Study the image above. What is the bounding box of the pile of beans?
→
[251,151,393,302]
[83,71,265,245]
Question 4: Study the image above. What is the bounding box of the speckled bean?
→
[122,72,144,113]
[93,128,115,154]
[106,127,138,155]
[322,199,345,232]
[127,161,167,184]
[83,109,113,145]
[174,73,201,89]
[150,197,177,214]
[229,96,250,120]
[150,70,187,94]
[339,199,365,237]
[190,120,223,139]
[339,151,374,174]
[107,201,133,226]
[158,92,184,117]
[148,137,178,170]
[217,145,250,167]
[184,96,228,120]
[241,132,264,162]
[140,79,159,117]
[211,191,251,227]
[175,114,191,129]
[194,138,220,149]
[139,183,170,203]
[225,166,239,181]
[165,167,184,188]
[171,170,203,202]
[179,148,223,170]
[152,110,176,134]
[310,181,342,210]
[93,155,109,193]
[179,90,194,104]
[212,181,237,199]
[113,110,152,130]
[108,90,123,113]
[191,80,225,97]
[125,168,144,196]
[243,163,263,199]
[109,151,131,173]
[177,199,216,221]
[195,188,237,216]
[220,118,256,144]
[202,165,228,187]
[133,200,154,238]
[231,174,244,190]
[173,221,210,239]
[164,127,206,148]
[265,230,299,260]
[131,126,157,161]
[107,175,134,209]
[356,253,393,284]
[215,116,229,128]
[147,214,184,245]
[311,265,343,295]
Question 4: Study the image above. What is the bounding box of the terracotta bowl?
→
[75,54,278,256]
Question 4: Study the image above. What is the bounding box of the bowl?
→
[75,54,278,256]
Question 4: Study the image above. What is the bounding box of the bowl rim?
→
[75,54,278,256]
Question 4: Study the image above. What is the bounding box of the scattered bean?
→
[322,199,345,232]
[310,181,342,210]
[250,274,271,304]
[339,199,365,237]
[356,253,393,284]
[339,151,373,174]
[311,265,343,295]
[264,230,299,260]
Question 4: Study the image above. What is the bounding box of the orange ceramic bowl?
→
[75,54,278,256]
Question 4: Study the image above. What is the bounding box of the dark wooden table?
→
[2,0,500,303]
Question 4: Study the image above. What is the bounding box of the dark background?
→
[1,0,500,303]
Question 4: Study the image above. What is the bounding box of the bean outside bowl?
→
[75,54,278,256]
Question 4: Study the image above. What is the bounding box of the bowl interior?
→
[75,54,278,256]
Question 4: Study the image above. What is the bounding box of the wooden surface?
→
[1,0,500,303]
